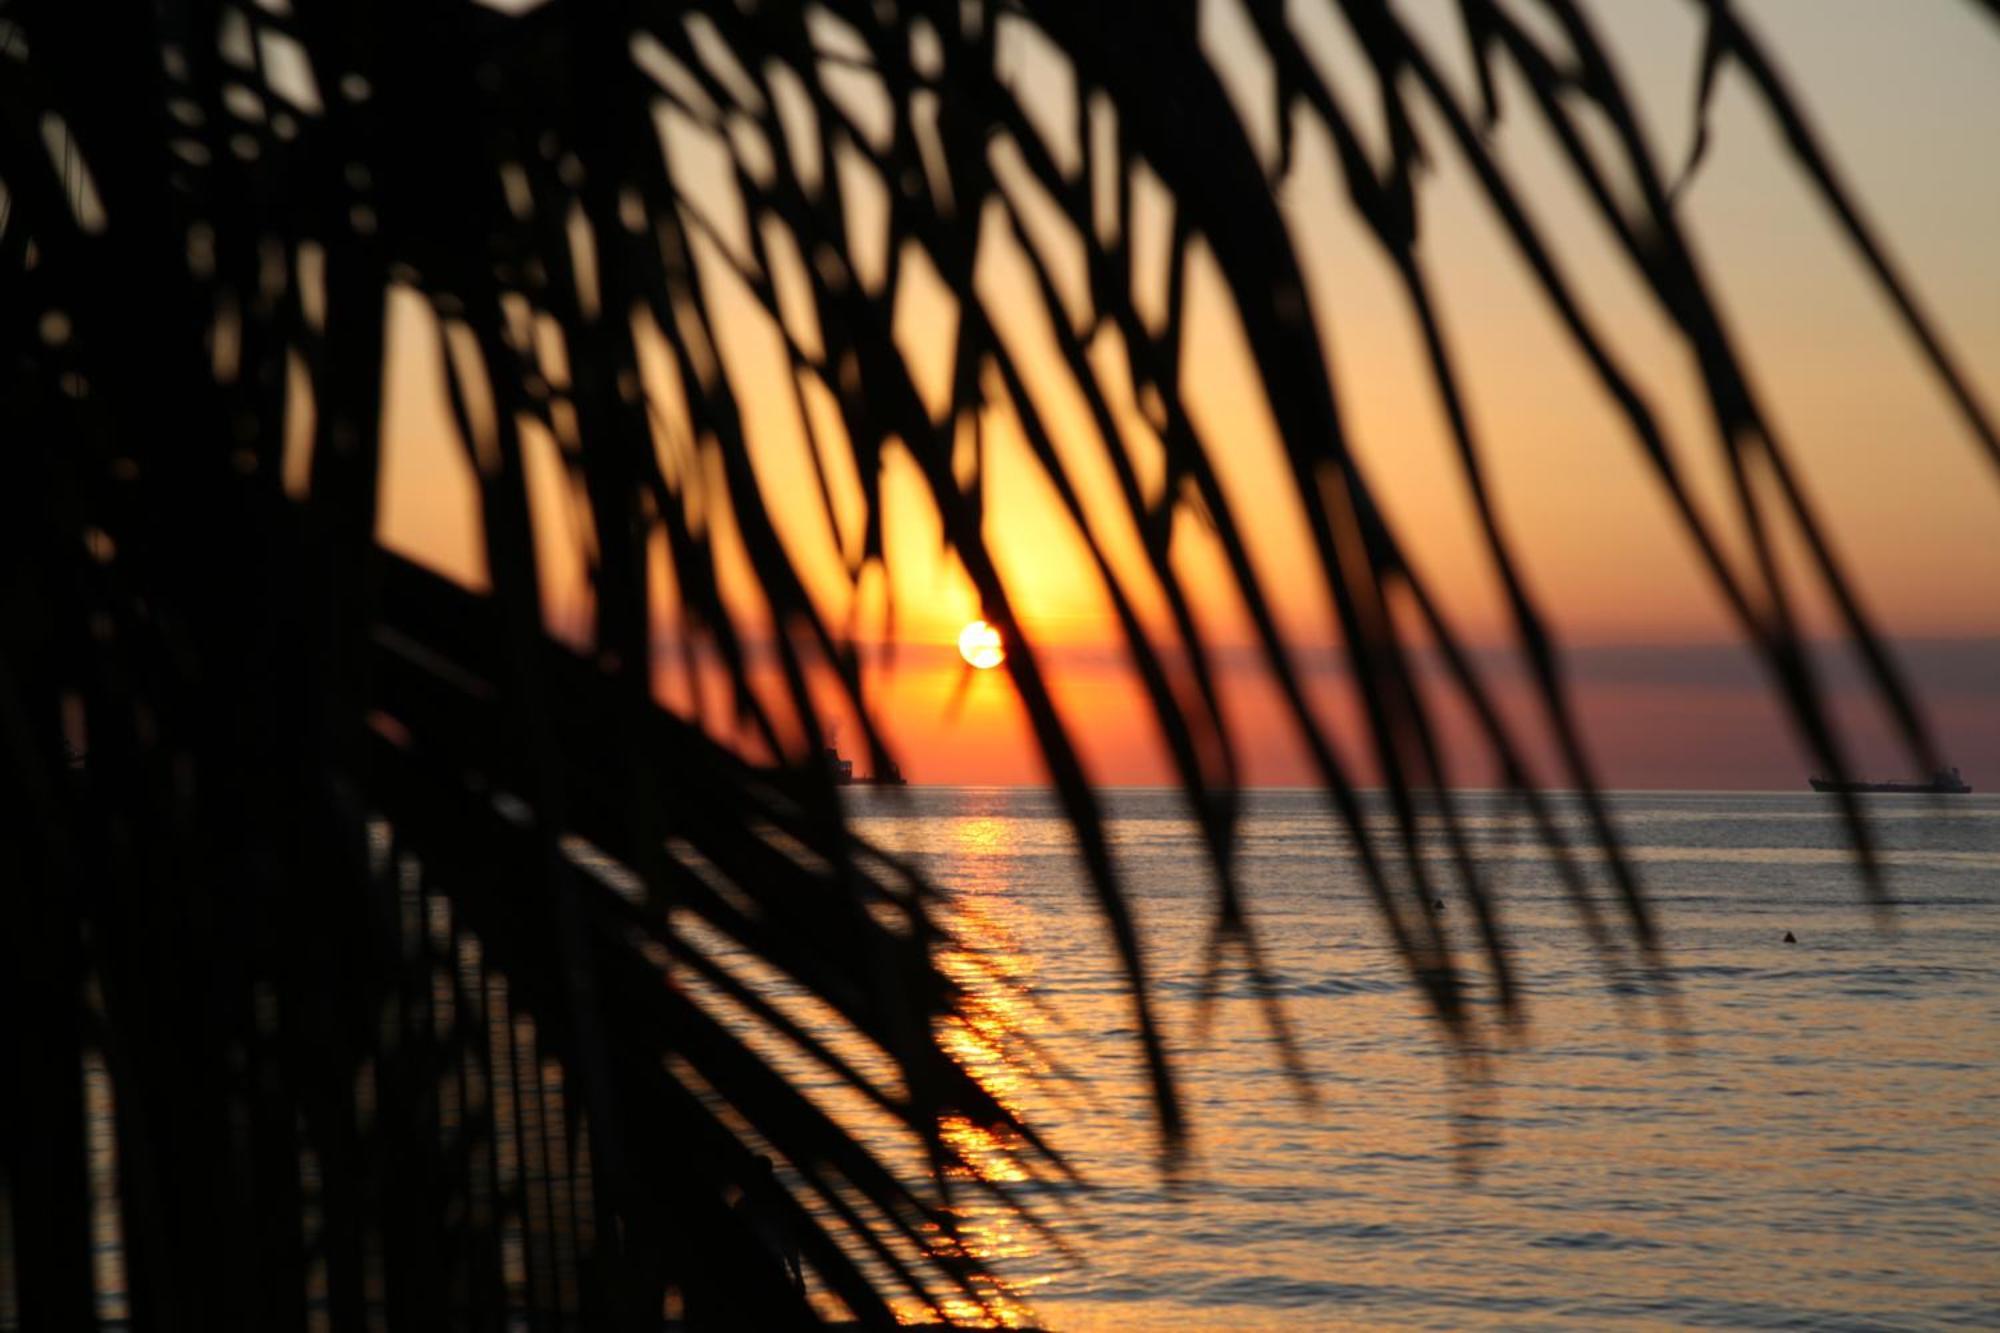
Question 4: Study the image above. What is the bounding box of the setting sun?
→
[957,620,1005,670]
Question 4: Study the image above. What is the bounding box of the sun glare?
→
[957,620,1005,670]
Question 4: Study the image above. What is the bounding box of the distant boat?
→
[822,745,855,785]
[822,745,908,787]
[1809,767,1971,795]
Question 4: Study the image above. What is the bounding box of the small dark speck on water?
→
[1784,931,1797,943]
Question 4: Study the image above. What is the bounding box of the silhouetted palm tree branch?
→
[5,0,1987,1325]
[1038,137,1435,991]
[1460,0,1920,899]
[1241,7,1639,986]
[371,554,1053,1318]
[1024,2,1552,1024]
[1678,0,2000,477]
[663,9,1202,1140]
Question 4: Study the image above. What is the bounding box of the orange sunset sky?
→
[373,1,1999,789]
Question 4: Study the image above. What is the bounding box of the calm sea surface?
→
[829,788,2000,1330]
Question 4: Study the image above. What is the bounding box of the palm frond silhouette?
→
[3,0,1992,1325]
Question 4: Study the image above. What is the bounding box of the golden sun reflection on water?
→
[882,810,1069,1328]
[932,813,1049,1108]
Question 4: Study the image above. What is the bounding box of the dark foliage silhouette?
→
[3,0,1992,1326]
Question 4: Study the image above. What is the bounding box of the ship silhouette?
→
[1809,766,1970,795]
[822,744,907,787]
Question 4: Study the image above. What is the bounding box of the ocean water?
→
[836,788,2000,1330]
